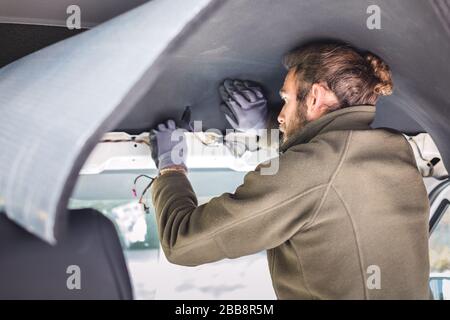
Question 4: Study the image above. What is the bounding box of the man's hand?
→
[219,79,268,133]
[149,119,187,173]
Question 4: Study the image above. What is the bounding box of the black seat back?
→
[0,208,133,299]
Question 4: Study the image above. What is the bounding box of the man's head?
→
[277,42,393,142]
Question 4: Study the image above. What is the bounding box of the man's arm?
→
[151,149,328,266]
[148,80,333,266]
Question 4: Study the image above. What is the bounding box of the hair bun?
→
[365,52,393,96]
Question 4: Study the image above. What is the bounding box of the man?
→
[149,42,431,299]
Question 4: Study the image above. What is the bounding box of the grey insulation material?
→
[0,0,215,243]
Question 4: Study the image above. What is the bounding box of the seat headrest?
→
[0,208,133,299]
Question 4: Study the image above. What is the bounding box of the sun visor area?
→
[0,0,217,243]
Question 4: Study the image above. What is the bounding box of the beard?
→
[280,101,309,143]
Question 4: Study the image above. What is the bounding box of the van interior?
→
[0,0,449,299]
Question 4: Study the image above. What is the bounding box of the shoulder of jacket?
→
[284,130,352,155]
[275,130,353,181]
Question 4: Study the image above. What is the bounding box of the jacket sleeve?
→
[150,141,335,266]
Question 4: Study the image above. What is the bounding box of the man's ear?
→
[306,83,329,118]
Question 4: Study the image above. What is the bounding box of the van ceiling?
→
[119,0,450,171]
[1,0,449,169]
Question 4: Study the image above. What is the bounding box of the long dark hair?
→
[283,41,393,111]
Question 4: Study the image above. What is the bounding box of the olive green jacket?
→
[151,105,431,299]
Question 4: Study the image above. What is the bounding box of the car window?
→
[69,169,276,299]
[429,183,450,300]
[69,199,160,250]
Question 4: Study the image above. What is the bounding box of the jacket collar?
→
[279,105,376,153]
